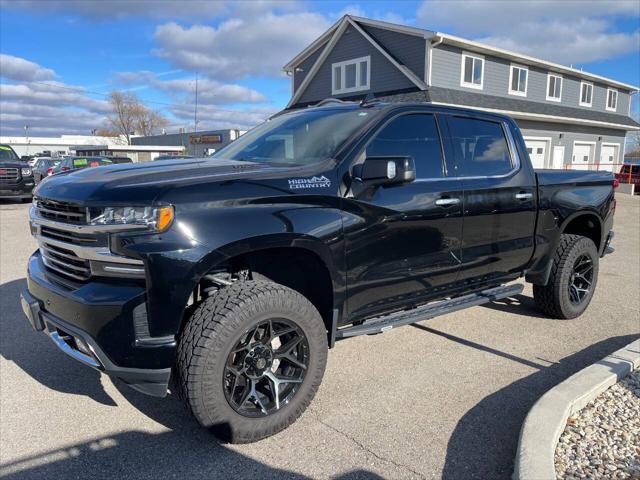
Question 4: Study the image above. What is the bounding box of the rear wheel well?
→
[562,214,602,251]
[191,248,334,336]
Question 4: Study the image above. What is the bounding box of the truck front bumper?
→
[21,252,173,397]
[0,177,35,199]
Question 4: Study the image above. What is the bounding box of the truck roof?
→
[283,99,516,125]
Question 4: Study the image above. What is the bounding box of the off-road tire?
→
[175,280,328,443]
[533,234,599,319]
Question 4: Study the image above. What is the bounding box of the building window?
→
[460,52,484,89]
[508,64,528,96]
[606,88,618,111]
[546,74,562,101]
[331,56,370,95]
[579,81,593,107]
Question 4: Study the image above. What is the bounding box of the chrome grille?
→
[41,226,98,245]
[0,168,19,181]
[40,242,91,281]
[36,198,87,224]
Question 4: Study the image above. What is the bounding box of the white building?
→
[0,134,126,157]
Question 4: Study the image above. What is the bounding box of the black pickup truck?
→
[0,144,35,200]
[21,102,615,443]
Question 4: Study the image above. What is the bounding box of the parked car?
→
[615,163,640,189]
[33,158,62,184]
[52,156,114,174]
[21,102,616,443]
[154,155,194,161]
[0,144,35,201]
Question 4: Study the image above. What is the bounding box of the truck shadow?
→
[479,294,549,319]
[410,323,638,479]
[0,428,384,479]
[0,278,117,406]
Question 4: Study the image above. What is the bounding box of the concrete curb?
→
[514,338,640,480]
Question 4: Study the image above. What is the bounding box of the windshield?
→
[213,107,374,166]
[0,146,19,161]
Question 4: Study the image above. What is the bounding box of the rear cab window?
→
[445,116,514,177]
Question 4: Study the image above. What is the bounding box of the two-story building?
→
[284,15,639,171]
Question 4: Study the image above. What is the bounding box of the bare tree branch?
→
[106,91,168,144]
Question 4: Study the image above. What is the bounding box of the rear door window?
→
[365,114,446,179]
[446,116,513,177]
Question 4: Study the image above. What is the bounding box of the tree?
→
[106,91,168,144]
[136,108,168,137]
[107,91,139,145]
[93,128,120,137]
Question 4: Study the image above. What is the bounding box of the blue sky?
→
[0,0,638,136]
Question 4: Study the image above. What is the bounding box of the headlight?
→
[21,168,32,176]
[88,205,174,232]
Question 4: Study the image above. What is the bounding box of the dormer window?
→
[332,56,370,95]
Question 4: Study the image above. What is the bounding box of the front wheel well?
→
[562,214,602,251]
[190,248,335,337]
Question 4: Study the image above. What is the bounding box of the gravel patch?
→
[555,369,640,479]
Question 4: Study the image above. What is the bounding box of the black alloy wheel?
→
[533,234,599,319]
[175,280,328,443]
[568,254,594,305]
[224,319,309,417]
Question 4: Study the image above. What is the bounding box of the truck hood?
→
[34,158,290,204]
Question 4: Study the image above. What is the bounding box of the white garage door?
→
[572,142,594,171]
[525,140,547,169]
[599,144,619,172]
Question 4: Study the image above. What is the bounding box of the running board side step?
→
[335,284,524,339]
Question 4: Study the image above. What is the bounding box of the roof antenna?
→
[360,92,379,107]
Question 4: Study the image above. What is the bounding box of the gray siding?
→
[430,44,632,118]
[360,25,425,79]
[518,119,626,167]
[298,24,415,104]
[293,42,326,92]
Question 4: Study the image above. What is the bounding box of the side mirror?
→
[354,156,416,187]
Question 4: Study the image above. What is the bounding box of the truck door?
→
[443,114,537,287]
[344,112,463,322]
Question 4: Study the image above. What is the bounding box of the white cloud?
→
[333,4,409,25]
[417,0,640,65]
[0,54,56,82]
[0,0,301,21]
[0,82,110,113]
[0,101,107,136]
[115,71,267,104]
[0,0,229,21]
[0,71,111,136]
[153,11,332,80]
[169,103,275,131]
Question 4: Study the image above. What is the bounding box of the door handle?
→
[515,192,533,200]
[435,198,461,206]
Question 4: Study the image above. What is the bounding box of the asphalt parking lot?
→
[1,195,638,480]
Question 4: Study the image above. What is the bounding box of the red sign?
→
[0,169,6,175]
